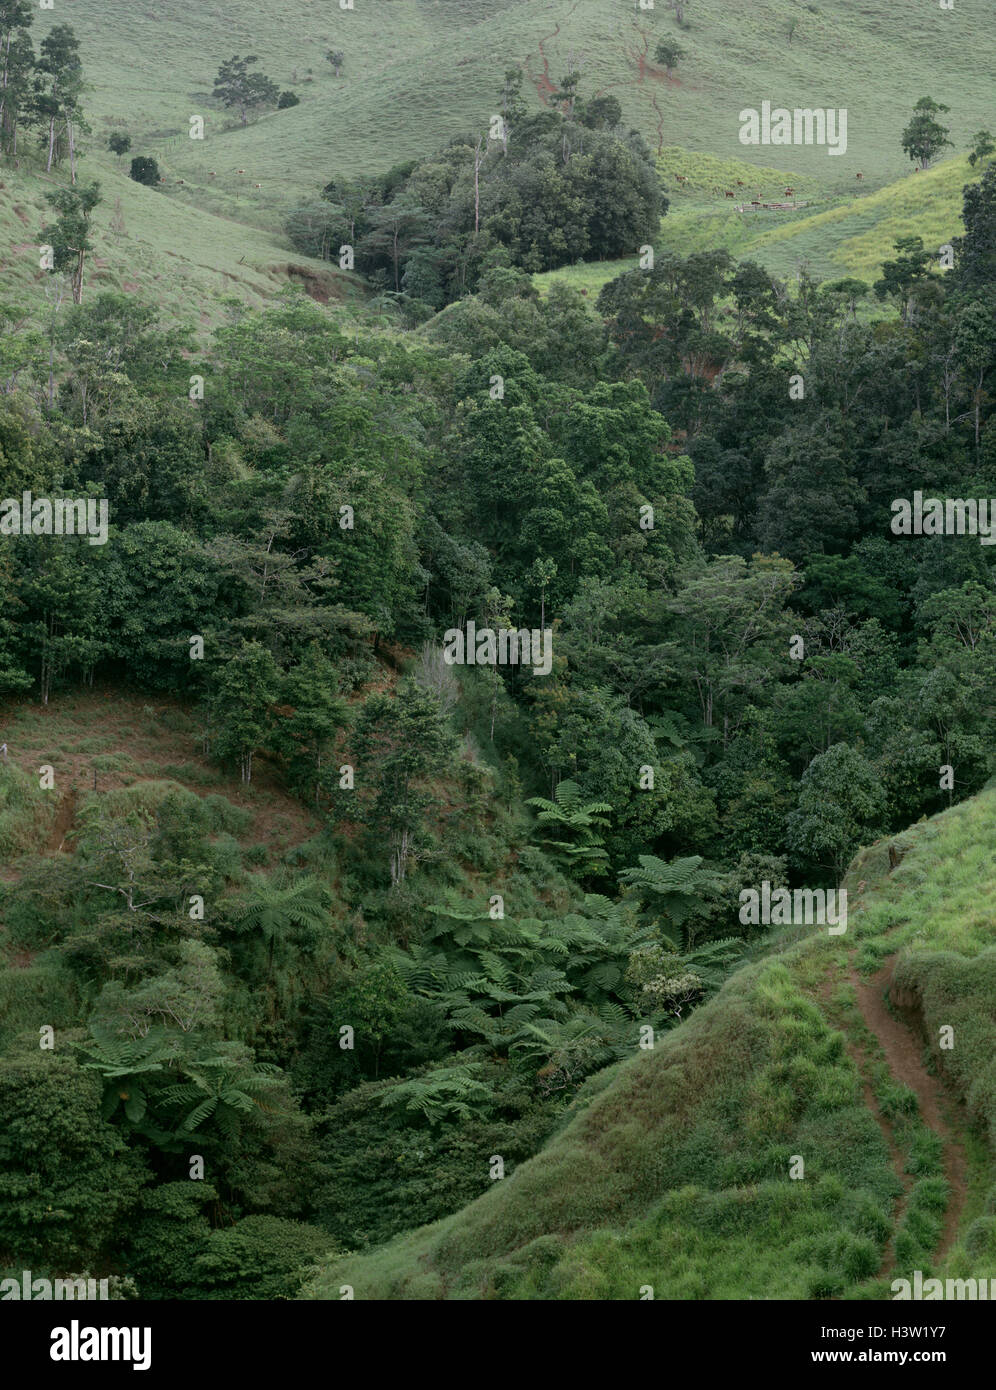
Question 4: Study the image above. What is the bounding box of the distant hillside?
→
[656,151,975,285]
[37,0,996,207]
[536,150,977,294]
[0,161,359,333]
[304,788,996,1299]
[9,0,986,326]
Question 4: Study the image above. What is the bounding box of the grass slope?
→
[9,0,989,322]
[35,0,996,200]
[535,150,979,296]
[304,786,996,1300]
[0,160,360,334]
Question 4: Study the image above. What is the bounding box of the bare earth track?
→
[850,954,969,1261]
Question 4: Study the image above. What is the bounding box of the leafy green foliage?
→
[901,97,953,170]
[619,854,726,949]
[2,14,996,1303]
[0,1051,151,1267]
[525,779,612,873]
[128,155,158,186]
[212,54,279,126]
[380,1064,493,1125]
[190,1215,329,1300]
[288,70,661,298]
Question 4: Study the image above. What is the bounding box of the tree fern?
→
[380,1064,492,1124]
[619,854,725,948]
[525,779,614,873]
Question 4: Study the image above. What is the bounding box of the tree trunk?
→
[41,617,54,705]
[474,138,482,236]
[46,115,56,172]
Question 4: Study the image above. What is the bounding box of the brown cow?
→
[725,190,735,198]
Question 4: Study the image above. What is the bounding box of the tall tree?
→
[955,163,996,291]
[208,639,280,785]
[213,55,279,126]
[787,743,887,880]
[499,66,525,155]
[271,643,350,805]
[42,179,101,305]
[34,23,82,173]
[655,41,684,76]
[350,680,456,887]
[901,96,952,170]
[229,874,331,985]
[873,235,935,324]
[359,194,431,292]
[968,130,995,167]
[0,1,34,157]
[665,555,798,741]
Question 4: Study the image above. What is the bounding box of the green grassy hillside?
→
[40,0,996,198]
[536,149,976,295]
[304,787,996,1299]
[11,0,986,324]
[0,160,359,333]
[2,138,972,334]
